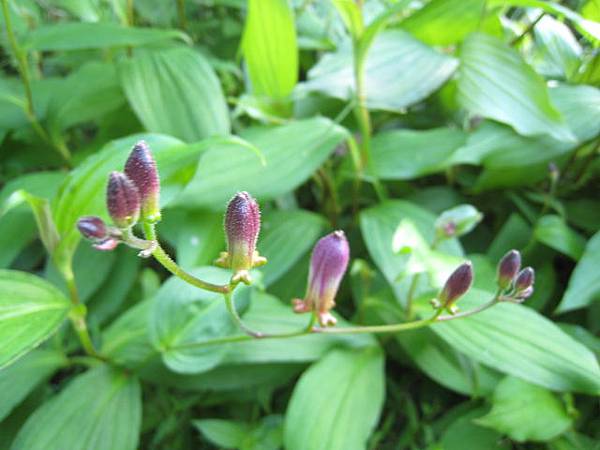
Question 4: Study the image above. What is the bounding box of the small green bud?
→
[435,205,483,240]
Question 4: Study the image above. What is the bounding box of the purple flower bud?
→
[439,262,473,309]
[215,192,265,284]
[293,230,350,327]
[77,216,108,241]
[107,171,140,229]
[497,250,521,290]
[124,141,161,223]
[514,267,535,298]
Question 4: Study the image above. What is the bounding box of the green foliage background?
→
[0,0,599,449]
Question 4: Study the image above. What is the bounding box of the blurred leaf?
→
[371,127,467,180]
[556,231,600,313]
[532,15,582,79]
[487,214,532,262]
[0,270,70,369]
[558,323,600,356]
[242,0,298,101]
[170,210,224,267]
[549,84,600,142]
[429,288,600,394]
[259,210,326,285]
[11,365,141,450]
[149,267,248,374]
[298,30,458,112]
[401,0,499,45]
[331,0,363,37]
[174,117,348,208]
[195,416,283,450]
[284,347,384,450]
[0,350,65,422]
[438,405,509,450]
[119,46,230,141]
[534,215,586,260]
[22,22,189,51]
[435,204,483,239]
[457,33,574,142]
[476,376,573,442]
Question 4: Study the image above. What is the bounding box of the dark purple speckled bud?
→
[77,216,120,251]
[439,262,473,312]
[514,267,535,299]
[107,171,140,229]
[293,230,350,327]
[497,250,521,290]
[124,141,161,223]
[215,192,265,284]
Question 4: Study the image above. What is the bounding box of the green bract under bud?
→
[497,250,521,290]
[124,140,161,223]
[107,171,141,229]
[439,262,473,313]
[435,205,483,240]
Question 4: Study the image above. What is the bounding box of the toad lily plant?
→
[77,141,535,344]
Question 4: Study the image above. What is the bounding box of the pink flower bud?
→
[439,262,473,311]
[514,267,535,299]
[124,141,161,223]
[497,250,521,290]
[293,230,350,327]
[107,171,140,229]
[215,192,266,284]
[77,216,120,251]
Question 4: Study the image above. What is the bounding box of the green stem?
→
[405,236,440,319]
[224,290,263,338]
[1,0,71,164]
[437,297,499,321]
[65,275,104,359]
[143,222,231,294]
[510,11,545,46]
[176,0,187,31]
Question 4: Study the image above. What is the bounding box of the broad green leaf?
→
[168,210,224,267]
[360,200,462,303]
[11,365,141,450]
[284,347,384,450]
[558,323,600,357]
[195,416,283,450]
[476,376,573,442]
[222,292,374,366]
[401,0,499,45]
[259,210,326,285]
[174,117,348,208]
[557,231,600,313]
[0,350,65,421]
[534,215,586,260]
[119,46,230,142]
[149,267,246,374]
[457,33,574,142]
[549,84,600,142]
[0,270,70,369]
[487,215,532,261]
[23,22,189,51]
[531,15,582,79]
[331,0,363,38]
[428,288,600,394]
[298,30,458,112]
[242,0,298,100]
[438,405,509,450]
[371,127,467,180]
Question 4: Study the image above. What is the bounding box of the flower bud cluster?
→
[496,249,535,302]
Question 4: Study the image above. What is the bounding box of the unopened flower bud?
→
[77,216,120,251]
[107,171,140,229]
[124,141,161,223]
[435,205,483,240]
[215,192,266,284]
[514,267,535,299]
[497,250,521,290]
[292,230,350,327]
[439,262,473,312]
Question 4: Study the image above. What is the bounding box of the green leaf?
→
[438,405,509,450]
[195,416,283,450]
[174,117,348,208]
[487,213,532,262]
[371,127,467,180]
[429,288,600,394]
[549,84,600,142]
[11,365,141,450]
[299,30,458,112]
[0,350,65,422]
[242,0,298,100]
[0,270,70,369]
[331,0,363,38]
[149,267,244,374]
[476,376,573,442]
[532,15,582,79]
[22,22,189,51]
[534,215,586,260]
[457,33,574,142]
[360,200,462,303]
[556,231,600,313]
[119,46,230,142]
[259,210,326,285]
[284,347,385,450]
[401,0,499,45]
